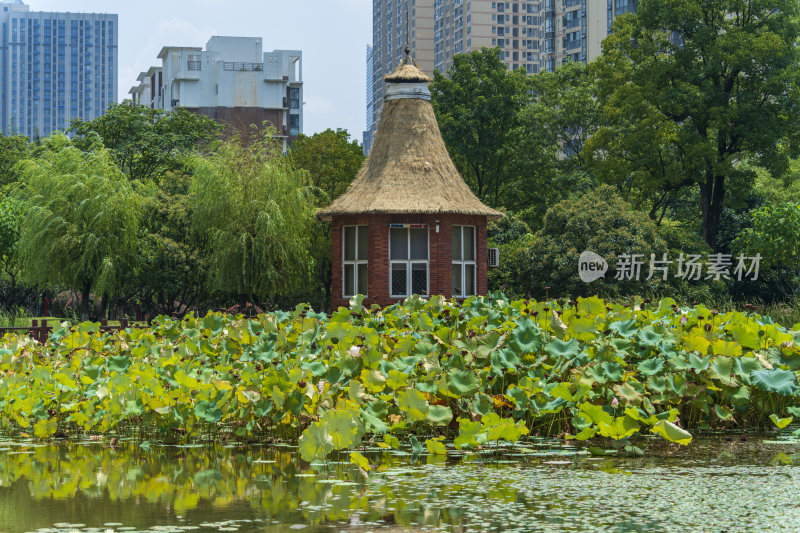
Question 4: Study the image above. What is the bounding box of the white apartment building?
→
[130,36,302,147]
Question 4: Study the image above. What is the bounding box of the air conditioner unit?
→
[488,248,500,268]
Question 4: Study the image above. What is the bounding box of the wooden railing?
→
[0,318,139,343]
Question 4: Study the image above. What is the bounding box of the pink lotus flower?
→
[611,397,620,408]
[680,315,688,325]
[348,345,362,358]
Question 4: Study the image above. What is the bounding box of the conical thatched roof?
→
[317,58,502,221]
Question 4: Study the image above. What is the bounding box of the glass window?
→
[343,225,368,297]
[452,226,476,297]
[389,226,429,297]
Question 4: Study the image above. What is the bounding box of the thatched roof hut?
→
[316,55,502,221]
[319,50,502,311]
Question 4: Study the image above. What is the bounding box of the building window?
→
[187,54,201,71]
[343,225,368,297]
[389,225,429,297]
[452,226,476,297]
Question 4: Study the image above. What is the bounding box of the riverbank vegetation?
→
[2,296,799,458]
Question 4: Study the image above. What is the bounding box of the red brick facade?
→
[330,213,489,310]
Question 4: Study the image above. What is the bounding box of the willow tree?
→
[191,132,313,308]
[15,134,140,321]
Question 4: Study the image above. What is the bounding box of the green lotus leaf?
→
[566,317,598,342]
[386,369,409,390]
[360,409,389,434]
[321,407,364,450]
[731,323,762,350]
[544,338,580,359]
[201,314,225,335]
[577,296,607,317]
[637,358,665,376]
[33,418,57,439]
[507,317,542,354]
[751,368,798,396]
[637,327,665,348]
[396,388,429,421]
[447,368,480,397]
[106,356,132,373]
[613,383,643,406]
[597,416,640,440]
[194,401,223,424]
[651,420,692,445]
[714,404,733,421]
[298,420,334,462]
[609,319,638,338]
[734,357,762,384]
[709,356,738,386]
[573,426,598,440]
[688,353,711,372]
[712,340,742,357]
[578,402,613,426]
[427,404,453,426]
[349,451,371,471]
[361,368,387,393]
[425,438,447,455]
[454,418,483,449]
[770,414,793,429]
[684,335,711,355]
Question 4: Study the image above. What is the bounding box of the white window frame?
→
[388,226,430,298]
[452,225,477,298]
[342,225,368,297]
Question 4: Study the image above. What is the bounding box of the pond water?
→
[2,435,800,533]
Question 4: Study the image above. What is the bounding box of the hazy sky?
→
[31,0,372,140]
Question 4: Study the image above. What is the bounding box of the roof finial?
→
[403,45,412,64]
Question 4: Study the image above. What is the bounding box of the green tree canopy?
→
[191,132,314,305]
[508,61,599,226]
[0,134,30,192]
[69,102,222,181]
[431,47,528,206]
[734,202,800,296]
[591,0,800,249]
[503,186,670,299]
[14,134,140,320]
[290,128,364,204]
[289,128,365,311]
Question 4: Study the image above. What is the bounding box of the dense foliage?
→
[2,297,799,459]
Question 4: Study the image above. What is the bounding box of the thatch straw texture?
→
[384,62,433,83]
[317,96,503,220]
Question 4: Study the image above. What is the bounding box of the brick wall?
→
[330,213,490,310]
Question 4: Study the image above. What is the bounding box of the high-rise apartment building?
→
[363,44,374,155]
[366,0,636,152]
[130,36,302,149]
[0,0,117,138]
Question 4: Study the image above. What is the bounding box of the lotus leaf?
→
[298,420,334,462]
[507,318,542,354]
[427,405,453,426]
[396,388,429,421]
[597,416,640,440]
[770,414,793,429]
[751,368,798,396]
[651,420,692,445]
[425,437,447,455]
[446,368,480,397]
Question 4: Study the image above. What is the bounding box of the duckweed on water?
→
[2,294,800,459]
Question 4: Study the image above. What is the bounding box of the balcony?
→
[223,62,263,72]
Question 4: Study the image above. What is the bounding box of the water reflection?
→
[1,437,800,532]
